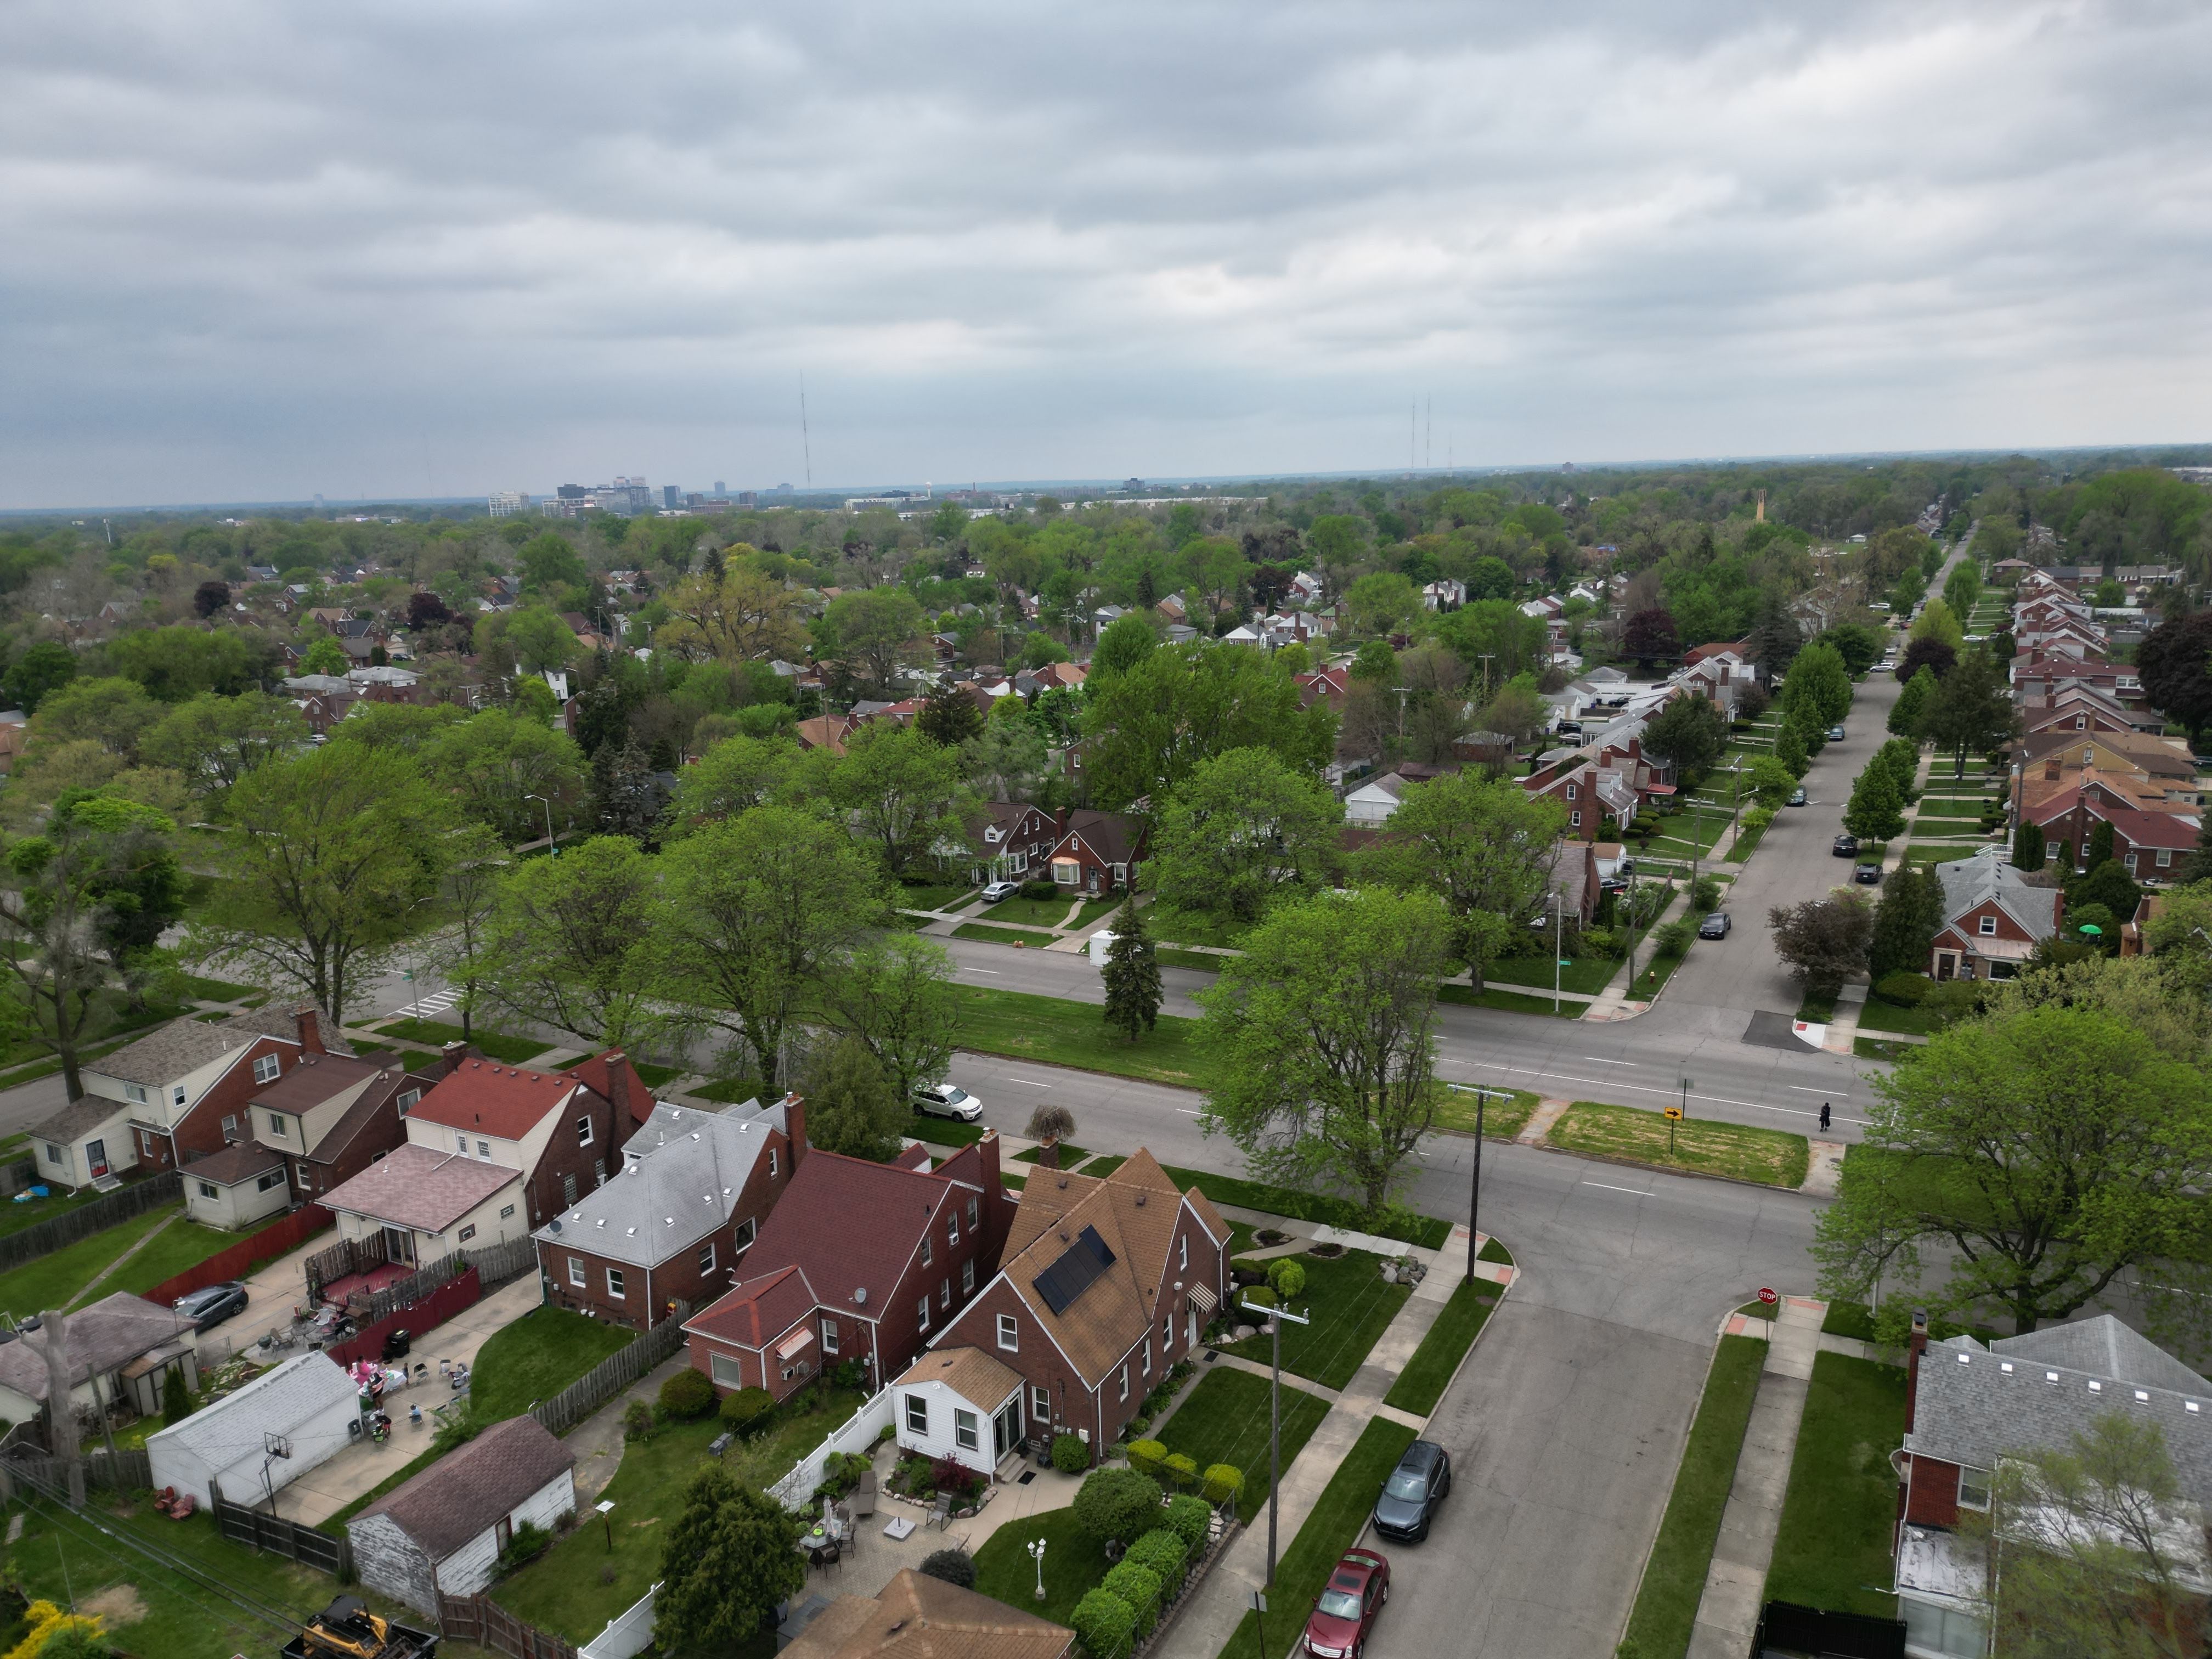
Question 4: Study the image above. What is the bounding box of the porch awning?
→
[1187,1284,1217,1314]
[775,1326,816,1361]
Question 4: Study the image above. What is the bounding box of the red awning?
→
[775,1327,816,1361]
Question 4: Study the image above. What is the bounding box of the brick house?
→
[182,1052,431,1230]
[533,1096,803,1331]
[2014,732,2200,807]
[682,1133,1017,1401]
[317,1047,650,1268]
[924,1150,1229,1468]
[29,1005,337,1193]
[1929,848,2062,982]
[1523,753,1641,839]
[963,802,1058,885]
[2021,685,2161,737]
[1893,1313,2212,1658]
[2018,783,2200,884]
[1044,809,1145,894]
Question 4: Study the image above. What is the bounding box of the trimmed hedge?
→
[658,1367,718,1420]
[1102,1560,1164,1638]
[1125,1528,1189,1600]
[1052,1433,1091,1474]
[1073,1468,1164,1545]
[718,1386,774,1435]
[1874,970,1932,1007]
[1127,1438,1169,1480]
[1071,1588,1136,1659]
[1164,1493,1212,1553]
[1200,1464,1245,1506]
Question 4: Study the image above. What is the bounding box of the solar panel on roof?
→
[1032,1224,1116,1314]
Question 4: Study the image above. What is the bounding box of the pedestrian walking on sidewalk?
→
[1819,1102,1831,1132]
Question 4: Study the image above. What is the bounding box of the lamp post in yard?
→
[1238,1294,1310,1589]
[526,792,557,855]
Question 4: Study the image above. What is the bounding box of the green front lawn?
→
[1383,1278,1501,1416]
[1617,1334,1768,1659]
[952,922,1054,947]
[1218,1417,1419,1659]
[1432,1086,1538,1141]
[1075,1154,1128,1178]
[693,1075,768,1104]
[1853,997,1948,1037]
[973,1505,1110,1626]
[1764,1353,1907,1620]
[1221,1248,1411,1391]
[896,881,981,912]
[976,894,1085,928]
[180,973,269,1003]
[1437,983,1584,1019]
[1158,1166,1451,1250]
[0,1204,180,1320]
[1547,1101,1810,1189]
[495,1383,866,1644]
[376,1017,550,1064]
[1483,953,1620,996]
[1156,1364,1331,1524]
[1014,1143,1087,1166]
[1068,897,1125,930]
[953,986,1212,1089]
[470,1306,636,1423]
[1144,905,1254,950]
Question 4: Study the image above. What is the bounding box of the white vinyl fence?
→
[580,1581,659,1659]
[767,1385,896,1511]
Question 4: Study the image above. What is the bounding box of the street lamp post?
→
[1027,1536,1047,1601]
[1553,892,1564,1017]
[1458,1086,1505,1285]
[525,793,557,855]
[1238,1294,1310,1588]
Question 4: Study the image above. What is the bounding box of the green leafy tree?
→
[655,805,887,1089]
[422,822,507,1041]
[505,606,580,673]
[1745,754,1797,810]
[1432,600,1548,682]
[1102,902,1163,1041]
[417,709,589,846]
[1353,771,1566,985]
[2084,816,2115,872]
[0,796,183,1099]
[1092,614,1158,680]
[1910,596,1965,652]
[2135,611,2212,746]
[654,1463,804,1655]
[1081,645,1334,811]
[142,691,309,801]
[666,734,802,834]
[25,677,164,764]
[103,624,268,701]
[1344,571,1419,639]
[817,587,928,695]
[518,533,589,595]
[1147,748,1341,923]
[1766,890,1872,995]
[478,834,659,1047]
[960,720,1051,804]
[1843,760,1906,844]
[1772,721,1810,778]
[1639,695,1728,786]
[298,635,348,676]
[196,746,450,1025]
[1814,979,2212,1336]
[1922,647,2017,782]
[4,639,77,713]
[1867,864,1940,980]
[1198,888,1450,1215]
[1779,639,1852,728]
[1815,623,1885,677]
[817,932,959,1104]
[827,723,975,877]
[1743,590,1802,686]
[800,1036,905,1161]
[1888,665,1936,738]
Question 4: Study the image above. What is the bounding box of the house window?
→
[125,1084,148,1105]
[1111,863,1127,886]
[577,1114,594,1148]
[2124,853,2138,871]
[569,1258,586,1288]
[998,1314,1019,1352]
[257,1167,286,1193]
[1053,859,1080,885]
[954,1408,980,1453]
[456,1132,469,1154]
[397,1089,420,1113]
[477,1140,490,1159]
[563,1172,579,1206]
[171,1085,187,1108]
[140,1130,155,1155]
[607,1268,626,1299]
[947,1212,960,1246]
[733,1217,756,1251]
[42,1144,61,1166]
[918,1297,930,1332]
[698,1243,716,1276]
[920,1235,932,1267]
[941,1278,951,1310]
[1565,784,1577,802]
[769,1149,778,1178]
[2046,841,2060,859]
[1118,1365,1128,1402]
[821,1319,839,1355]
[710,1352,744,1390]
[2159,849,2174,867]
[1957,1465,1992,1511]
[1978,916,1997,936]
[500,1204,515,1219]
[593,1158,606,1187]
[1163,1314,1173,1347]
[1570,811,1582,829]
[967,1197,978,1228]
[254,1054,281,1085]
[267,1113,287,1138]
[962,1260,974,1294]
[459,1224,477,1243]
[198,1181,219,1200]
[221,1114,239,1138]
[1032,1385,1051,1425]
[905,1394,929,1436]
[1179,1235,1188,1271]
[1143,1338,1152,1376]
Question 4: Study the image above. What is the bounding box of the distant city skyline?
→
[4,3,2208,510]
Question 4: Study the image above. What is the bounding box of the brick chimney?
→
[294,1005,326,1057]
[781,1092,808,1169]
[440,1041,470,1077]
[977,1127,1001,1198]
[1904,1308,1929,1432]
[602,1048,631,1127]
[1035,1136,1060,1170]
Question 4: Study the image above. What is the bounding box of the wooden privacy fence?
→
[531,1309,689,1438]
[143,1203,333,1307]
[209,1484,353,1578]
[304,1229,390,1302]
[2,1445,153,1503]
[0,1157,40,1198]
[0,1172,182,1273]
[466,1233,539,1292]
[438,1594,579,1659]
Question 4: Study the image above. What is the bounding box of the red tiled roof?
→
[410,1058,592,1139]
[685,1264,820,1350]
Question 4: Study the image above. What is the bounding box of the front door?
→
[994,1398,1022,1460]
[86,1139,109,1180]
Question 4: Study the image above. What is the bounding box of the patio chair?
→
[925,1492,952,1531]
[849,1472,877,1521]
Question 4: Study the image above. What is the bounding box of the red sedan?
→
[1302,1547,1389,1658]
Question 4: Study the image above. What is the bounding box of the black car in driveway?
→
[1373,1440,1452,1542]
[1832,834,1859,858]
[174,1280,249,1332]
[1698,911,1731,940]
[1854,862,1883,884]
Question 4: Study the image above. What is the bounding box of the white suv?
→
[913,1082,984,1122]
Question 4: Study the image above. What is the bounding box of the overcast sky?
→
[4,1,2209,510]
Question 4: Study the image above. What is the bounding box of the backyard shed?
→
[0,1292,197,1425]
[347,1414,577,1615]
[146,1352,362,1508]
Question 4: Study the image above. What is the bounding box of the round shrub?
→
[1200,1464,1244,1507]
[1052,1433,1091,1474]
[718,1386,775,1436]
[1161,1452,1198,1490]
[1070,1588,1136,1659]
[918,1547,976,1589]
[1164,1493,1212,1551]
[1127,1438,1168,1479]
[658,1367,718,1421]
[1101,1560,1164,1638]
[1875,971,1932,1008]
[1072,1467,1165,1547]
[1266,1258,1306,1301]
[1229,1263,1267,1288]
[1125,1528,1189,1600]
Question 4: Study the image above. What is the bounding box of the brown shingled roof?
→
[781,1568,1071,1659]
[353,1415,574,1561]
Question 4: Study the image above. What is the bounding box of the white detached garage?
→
[148,1352,362,1508]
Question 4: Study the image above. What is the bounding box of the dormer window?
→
[254,1053,281,1085]
[1978,916,1998,936]
[125,1084,148,1105]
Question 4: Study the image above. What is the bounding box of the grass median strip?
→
[375,1016,550,1064]
[1438,983,1583,1018]
[1547,1101,1810,1189]
[1617,1334,1768,1659]
[1219,1417,1419,1659]
[953,921,1054,946]
[1764,1352,1906,1620]
[953,984,1212,1088]
[1432,1085,1538,1141]
[1382,1278,1501,1416]
[1158,1166,1450,1249]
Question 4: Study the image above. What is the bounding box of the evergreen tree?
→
[1102,903,1164,1041]
[2012,816,2047,871]
[916,679,985,748]
[162,1366,194,1426]
[1889,665,1937,738]
[1745,591,1802,687]
[590,735,660,842]
[2085,816,2115,872]
[654,1464,805,1654]
[2176,815,2212,885]
[1868,864,1939,980]
[799,1036,905,1161]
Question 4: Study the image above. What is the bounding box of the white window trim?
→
[577,1114,595,1148]
[607,1267,627,1299]
[569,1257,586,1288]
[710,1352,744,1390]
[918,1297,930,1332]
[954,1408,980,1452]
[1978,915,1997,936]
[1957,1464,1992,1512]
[905,1393,929,1435]
[997,1313,1019,1352]
[821,1318,840,1355]
[698,1242,716,1276]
